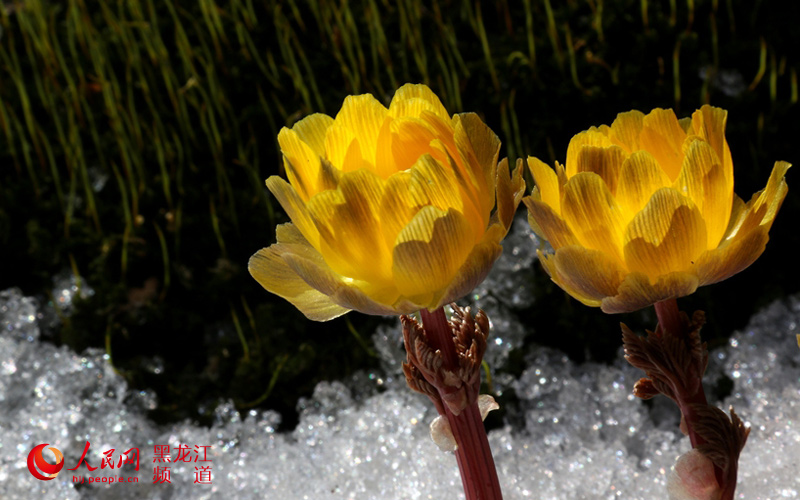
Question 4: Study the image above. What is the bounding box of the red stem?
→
[421,308,503,500]
[654,299,710,448]
[654,299,727,495]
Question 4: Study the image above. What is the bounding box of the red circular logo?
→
[27,443,64,480]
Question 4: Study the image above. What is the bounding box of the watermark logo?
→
[27,443,64,481]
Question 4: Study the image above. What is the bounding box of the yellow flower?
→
[525,105,789,313]
[250,84,525,321]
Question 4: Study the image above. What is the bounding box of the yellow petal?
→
[673,139,732,247]
[693,225,769,286]
[407,154,486,240]
[565,128,614,178]
[690,105,732,181]
[600,271,699,313]
[433,232,503,309]
[405,155,464,210]
[342,138,367,173]
[551,245,626,302]
[390,116,438,171]
[720,193,746,240]
[561,172,626,263]
[374,118,397,178]
[616,150,671,217]
[380,171,417,250]
[274,223,401,312]
[623,187,708,280]
[291,113,334,157]
[334,282,413,315]
[392,206,474,300]
[317,157,341,192]
[306,169,390,283]
[523,197,579,249]
[729,161,790,238]
[495,158,526,233]
[266,176,320,248]
[248,228,350,321]
[575,144,627,195]
[281,251,402,314]
[538,251,598,307]
[389,83,450,121]
[454,112,500,198]
[278,127,323,201]
[609,110,644,153]
[324,124,357,168]
[527,156,562,214]
[640,108,687,180]
[334,93,389,165]
[450,114,496,219]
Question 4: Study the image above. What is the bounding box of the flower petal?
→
[600,271,699,313]
[390,116,438,172]
[455,112,501,190]
[640,108,687,180]
[609,110,644,153]
[495,158,526,233]
[266,176,320,248]
[291,113,334,157]
[527,156,562,215]
[673,139,732,247]
[392,206,474,301]
[389,83,450,121]
[523,197,579,249]
[693,225,769,286]
[334,93,389,165]
[728,161,790,238]
[561,172,626,263]
[452,113,499,216]
[306,169,391,283]
[278,127,323,201]
[248,226,350,321]
[565,128,614,178]
[623,187,708,280]
[433,230,503,309]
[616,150,671,217]
[550,245,626,303]
[380,171,417,248]
[374,118,397,178]
[324,123,357,169]
[690,105,732,182]
[721,193,746,240]
[575,144,627,195]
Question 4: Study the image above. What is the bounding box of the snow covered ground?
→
[1,218,798,499]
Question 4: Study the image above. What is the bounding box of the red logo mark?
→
[27,443,64,481]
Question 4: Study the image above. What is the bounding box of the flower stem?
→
[420,307,503,500]
[653,299,710,449]
[653,299,732,499]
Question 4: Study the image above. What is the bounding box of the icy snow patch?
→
[1,286,799,499]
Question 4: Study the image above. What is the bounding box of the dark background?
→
[0,0,796,430]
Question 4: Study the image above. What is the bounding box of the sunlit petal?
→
[601,272,699,314]
[640,108,687,180]
[393,207,474,300]
[526,104,786,313]
[623,187,708,280]
[616,150,671,217]
[561,172,626,263]
[565,128,614,178]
